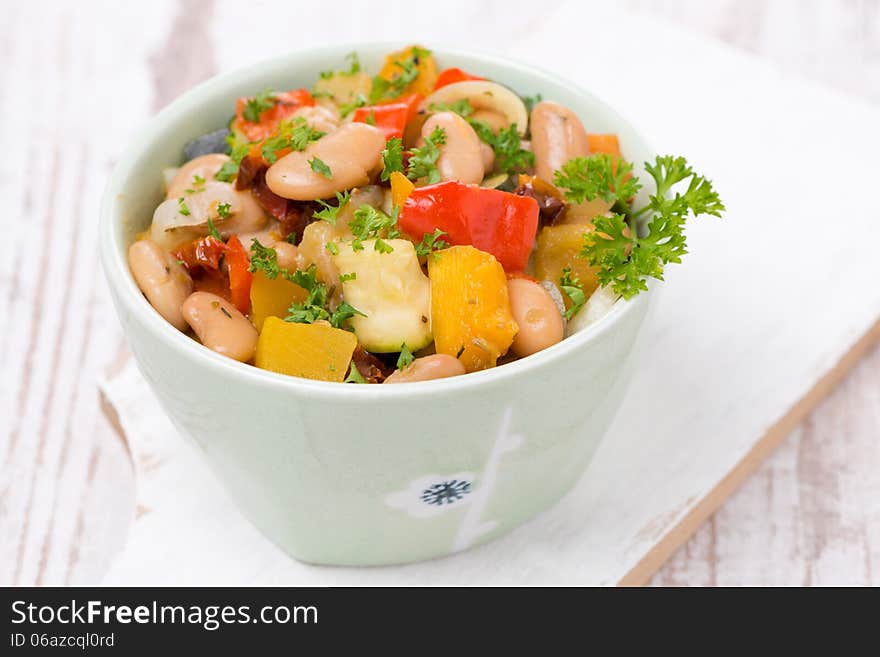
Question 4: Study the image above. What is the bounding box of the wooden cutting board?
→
[96,3,880,586]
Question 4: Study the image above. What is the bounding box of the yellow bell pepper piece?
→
[390,171,414,208]
[428,245,518,373]
[255,317,358,382]
[249,271,308,332]
[534,225,601,309]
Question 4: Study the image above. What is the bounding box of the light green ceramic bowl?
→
[100,44,655,565]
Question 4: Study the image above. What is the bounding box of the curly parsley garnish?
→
[559,154,724,299]
[407,126,447,184]
[554,154,641,206]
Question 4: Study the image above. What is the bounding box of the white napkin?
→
[100,3,880,585]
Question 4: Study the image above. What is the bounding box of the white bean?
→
[128,239,193,331]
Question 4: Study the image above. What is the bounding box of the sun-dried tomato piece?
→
[350,345,393,383]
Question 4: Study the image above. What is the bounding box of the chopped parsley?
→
[214,134,251,182]
[522,93,543,113]
[344,51,361,75]
[469,121,533,174]
[339,93,367,119]
[216,202,231,219]
[284,264,365,329]
[407,126,447,184]
[396,343,415,370]
[242,88,276,123]
[340,272,357,283]
[369,46,431,103]
[313,190,351,225]
[325,241,339,255]
[428,99,473,117]
[381,137,404,181]
[248,239,281,278]
[309,157,332,179]
[344,364,368,383]
[261,117,325,164]
[559,267,586,320]
[206,216,222,241]
[414,228,449,259]
[184,174,206,194]
[177,197,191,216]
[350,205,400,252]
[320,51,361,80]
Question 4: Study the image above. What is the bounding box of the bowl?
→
[100,43,655,565]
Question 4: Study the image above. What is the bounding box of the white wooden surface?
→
[1,0,878,586]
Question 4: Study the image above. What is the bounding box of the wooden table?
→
[2,0,877,586]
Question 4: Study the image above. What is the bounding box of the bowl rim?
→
[100,41,655,400]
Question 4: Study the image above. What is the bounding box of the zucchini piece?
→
[331,239,432,353]
[182,127,231,162]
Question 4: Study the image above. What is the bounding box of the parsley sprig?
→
[558,154,724,299]
[554,154,641,206]
[407,126,447,184]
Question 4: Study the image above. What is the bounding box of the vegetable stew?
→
[129,46,724,384]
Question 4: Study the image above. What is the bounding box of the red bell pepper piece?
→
[434,68,485,90]
[399,181,539,272]
[352,93,422,141]
[234,89,316,142]
[224,235,253,314]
